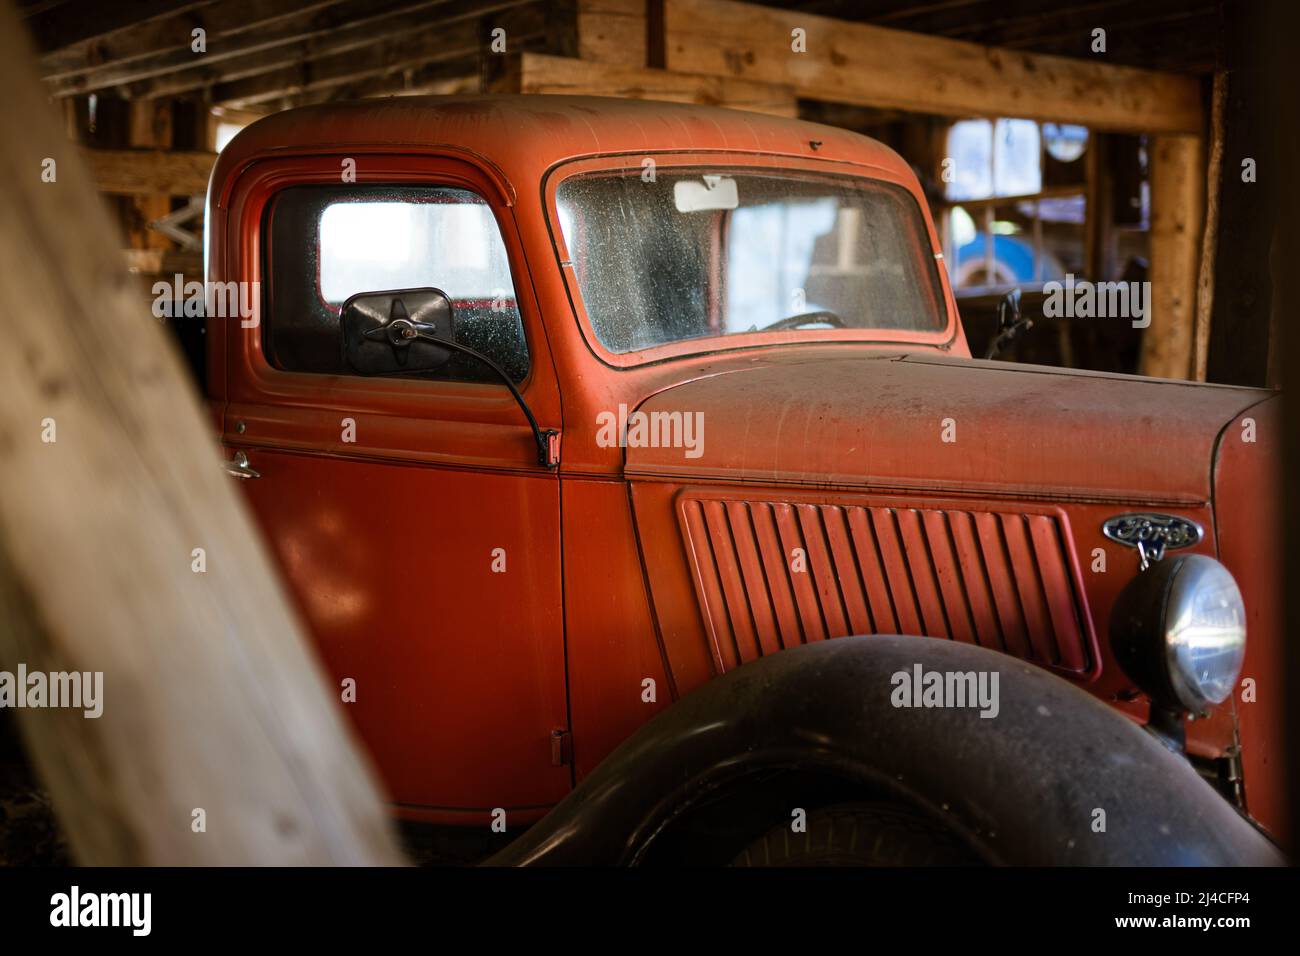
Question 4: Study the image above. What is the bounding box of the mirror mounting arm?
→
[377,318,559,469]
[983,287,1031,361]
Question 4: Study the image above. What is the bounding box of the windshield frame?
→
[542,151,960,369]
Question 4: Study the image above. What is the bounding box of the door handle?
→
[223,450,260,480]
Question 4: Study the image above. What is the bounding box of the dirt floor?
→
[0,711,520,865]
[0,761,69,866]
[0,746,500,866]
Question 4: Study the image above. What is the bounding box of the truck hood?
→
[624,352,1271,504]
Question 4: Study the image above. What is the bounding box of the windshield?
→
[555,168,947,355]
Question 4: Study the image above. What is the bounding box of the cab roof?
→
[213,94,915,201]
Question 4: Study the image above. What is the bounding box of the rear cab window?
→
[262,184,530,383]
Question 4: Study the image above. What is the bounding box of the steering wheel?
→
[760,310,846,331]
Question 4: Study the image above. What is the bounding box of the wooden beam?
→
[85,148,215,196]
[122,247,203,275]
[43,0,493,97]
[39,0,343,81]
[142,0,541,103]
[26,0,206,54]
[921,1,1223,75]
[576,0,647,65]
[214,50,481,109]
[1141,134,1204,379]
[493,51,796,116]
[0,0,405,865]
[287,63,482,107]
[659,0,1204,134]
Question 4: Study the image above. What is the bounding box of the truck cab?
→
[207,95,1283,865]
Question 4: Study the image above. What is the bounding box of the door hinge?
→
[550,729,572,766]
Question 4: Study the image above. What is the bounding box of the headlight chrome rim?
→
[1162,555,1246,713]
[1109,553,1247,718]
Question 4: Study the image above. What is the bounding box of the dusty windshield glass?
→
[555,169,946,354]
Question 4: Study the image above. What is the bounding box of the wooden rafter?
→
[205,3,545,107]
[659,0,1204,134]
[133,0,540,102]
[286,61,483,107]
[44,0,518,96]
[25,0,208,54]
[85,148,215,195]
[40,1,341,81]
[806,0,1222,73]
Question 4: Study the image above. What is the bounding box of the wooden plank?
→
[27,0,207,55]
[39,0,340,80]
[122,248,203,275]
[1141,134,1204,379]
[0,0,405,865]
[496,52,797,117]
[577,0,647,65]
[660,0,1203,134]
[85,148,215,196]
[287,63,482,107]
[167,1,542,104]
[1193,72,1226,382]
[43,0,487,97]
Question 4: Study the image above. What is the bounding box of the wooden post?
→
[0,0,405,866]
[128,99,174,253]
[1206,0,1278,387]
[1141,135,1204,380]
[1193,73,1227,382]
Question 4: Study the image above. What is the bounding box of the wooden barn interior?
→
[0,0,1294,867]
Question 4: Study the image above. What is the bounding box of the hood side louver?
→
[678,494,1097,679]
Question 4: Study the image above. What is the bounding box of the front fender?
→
[489,636,1283,866]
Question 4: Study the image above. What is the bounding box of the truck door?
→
[216,154,568,817]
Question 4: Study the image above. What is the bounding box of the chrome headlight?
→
[1109,554,1246,716]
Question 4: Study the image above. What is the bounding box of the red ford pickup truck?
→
[206,95,1284,865]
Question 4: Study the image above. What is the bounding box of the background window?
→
[945,118,1044,202]
[941,118,1089,295]
[264,184,529,383]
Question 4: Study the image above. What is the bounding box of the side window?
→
[263,184,530,383]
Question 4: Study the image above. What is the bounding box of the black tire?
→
[730,801,982,867]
